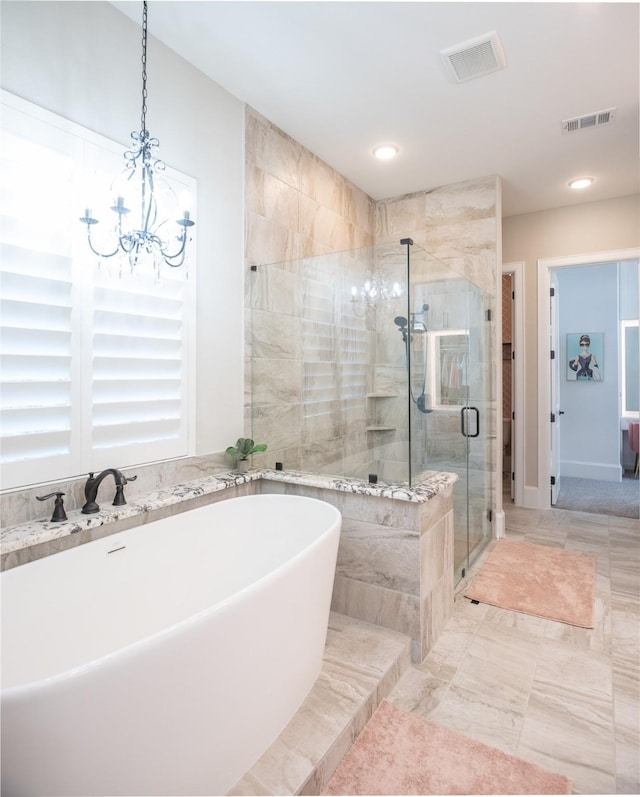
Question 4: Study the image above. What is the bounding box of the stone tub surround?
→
[1,468,456,574]
[260,471,457,662]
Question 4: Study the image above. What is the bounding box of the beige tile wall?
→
[245,108,376,267]
[245,106,499,487]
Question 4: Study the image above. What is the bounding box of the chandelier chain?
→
[140,0,148,136]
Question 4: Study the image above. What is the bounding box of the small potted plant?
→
[225,437,267,472]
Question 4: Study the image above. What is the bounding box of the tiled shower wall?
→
[245,107,378,474]
[245,104,500,481]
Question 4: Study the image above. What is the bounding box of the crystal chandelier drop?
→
[79,1,194,272]
[350,274,403,317]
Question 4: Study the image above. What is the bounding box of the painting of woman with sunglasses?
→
[568,333,602,381]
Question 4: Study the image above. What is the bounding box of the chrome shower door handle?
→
[460,406,480,438]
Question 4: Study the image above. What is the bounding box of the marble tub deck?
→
[1,467,457,570]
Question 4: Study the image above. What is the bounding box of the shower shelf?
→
[366,393,398,398]
[366,425,397,432]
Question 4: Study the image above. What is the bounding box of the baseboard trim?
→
[560,461,623,482]
[494,509,505,539]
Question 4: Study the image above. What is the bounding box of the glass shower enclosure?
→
[248,239,494,580]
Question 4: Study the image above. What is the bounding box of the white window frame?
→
[1,90,196,491]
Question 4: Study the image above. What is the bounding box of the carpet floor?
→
[322,700,572,795]
[464,539,596,627]
[555,474,639,518]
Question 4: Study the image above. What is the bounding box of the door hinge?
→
[487,509,493,522]
[511,410,515,420]
[512,290,515,300]
[486,308,492,322]
[512,471,515,481]
[550,476,556,486]
[550,287,555,297]
[551,412,556,422]
[550,350,555,359]
[512,350,515,359]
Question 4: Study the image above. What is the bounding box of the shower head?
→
[394,316,408,328]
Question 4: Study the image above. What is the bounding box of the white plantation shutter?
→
[0,249,76,485]
[90,272,188,468]
[0,120,79,487]
[0,91,195,490]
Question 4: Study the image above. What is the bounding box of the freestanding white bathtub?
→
[1,493,341,796]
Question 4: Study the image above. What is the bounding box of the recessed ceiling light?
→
[568,177,594,190]
[373,144,399,160]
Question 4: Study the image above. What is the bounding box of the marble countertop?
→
[1,468,457,558]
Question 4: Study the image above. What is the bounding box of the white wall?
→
[557,264,621,481]
[503,194,640,494]
[0,0,246,457]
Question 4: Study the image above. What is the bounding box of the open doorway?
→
[537,250,639,518]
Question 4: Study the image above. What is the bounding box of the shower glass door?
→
[249,240,494,582]
[407,244,493,580]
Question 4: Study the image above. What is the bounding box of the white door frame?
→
[537,247,640,509]
[502,262,524,506]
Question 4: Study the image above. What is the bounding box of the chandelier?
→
[79,1,194,271]
[350,274,403,317]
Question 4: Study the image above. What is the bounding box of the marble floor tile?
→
[416,610,480,682]
[426,681,525,755]
[533,638,613,700]
[482,604,551,638]
[449,621,542,712]
[517,683,615,794]
[612,654,640,706]
[385,666,450,717]
[614,693,640,794]
[542,594,611,655]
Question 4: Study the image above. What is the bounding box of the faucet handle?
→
[36,492,68,523]
[112,474,137,506]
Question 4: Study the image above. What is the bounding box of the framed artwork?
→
[567,332,603,381]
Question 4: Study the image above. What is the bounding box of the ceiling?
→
[111,1,639,217]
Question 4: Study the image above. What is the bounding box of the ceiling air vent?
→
[562,108,616,134]
[441,31,506,83]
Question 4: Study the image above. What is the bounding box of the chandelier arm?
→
[85,230,121,260]
[164,249,186,268]
[160,232,188,263]
[119,234,139,255]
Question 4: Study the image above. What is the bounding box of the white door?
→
[549,271,561,505]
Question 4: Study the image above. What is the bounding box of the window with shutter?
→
[0,91,196,490]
